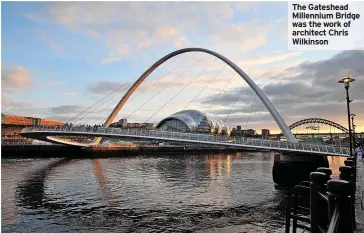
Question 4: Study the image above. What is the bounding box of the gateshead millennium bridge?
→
[21,48,351,157]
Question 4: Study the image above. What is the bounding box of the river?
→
[1,151,346,233]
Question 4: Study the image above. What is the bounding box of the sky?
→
[1,2,363,134]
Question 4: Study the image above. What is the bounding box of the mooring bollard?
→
[339,165,356,229]
[317,167,332,179]
[327,179,353,233]
[310,172,330,233]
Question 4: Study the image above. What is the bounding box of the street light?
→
[338,76,355,157]
[351,114,356,149]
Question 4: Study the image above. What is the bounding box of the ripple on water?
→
[2,152,320,232]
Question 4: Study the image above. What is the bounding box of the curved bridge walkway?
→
[21,126,350,157]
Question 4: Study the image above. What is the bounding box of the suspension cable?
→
[125,53,203,120]
[86,91,129,124]
[79,84,131,125]
[224,84,246,123]
[205,72,236,114]
[68,84,126,123]
[67,57,175,125]
[245,93,257,130]
[145,56,217,123]
[70,83,130,124]
[182,62,227,111]
[127,55,184,103]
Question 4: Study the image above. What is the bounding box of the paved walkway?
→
[356,160,364,232]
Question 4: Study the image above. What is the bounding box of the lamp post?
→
[351,114,356,149]
[338,76,355,157]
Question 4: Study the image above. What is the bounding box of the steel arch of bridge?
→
[289,118,349,133]
[103,47,297,142]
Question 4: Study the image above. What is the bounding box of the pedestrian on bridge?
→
[356,147,363,161]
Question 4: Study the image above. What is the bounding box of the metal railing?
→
[285,158,355,233]
[21,126,350,155]
[1,140,52,145]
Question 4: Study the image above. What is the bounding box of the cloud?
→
[1,65,34,93]
[101,56,122,64]
[207,20,270,52]
[87,81,131,95]
[2,64,65,94]
[50,105,83,115]
[101,43,130,64]
[236,51,301,66]
[25,2,267,57]
[1,97,33,111]
[201,50,364,130]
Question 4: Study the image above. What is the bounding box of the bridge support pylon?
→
[272,152,329,186]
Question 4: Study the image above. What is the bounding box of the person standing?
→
[356,146,363,161]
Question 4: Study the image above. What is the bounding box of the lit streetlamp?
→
[338,76,355,157]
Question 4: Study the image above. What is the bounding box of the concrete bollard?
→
[327,180,353,233]
[310,172,330,233]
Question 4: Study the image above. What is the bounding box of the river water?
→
[1,152,345,233]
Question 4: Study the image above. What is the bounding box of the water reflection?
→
[205,154,232,177]
[16,159,71,210]
[328,156,346,179]
[1,153,347,233]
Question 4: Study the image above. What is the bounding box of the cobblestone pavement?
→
[356,161,364,232]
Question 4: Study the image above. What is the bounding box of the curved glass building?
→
[156,110,230,136]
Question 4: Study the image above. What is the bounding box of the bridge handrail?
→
[20,126,350,155]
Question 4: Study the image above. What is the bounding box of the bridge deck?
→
[21,126,350,156]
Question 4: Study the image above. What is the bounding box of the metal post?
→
[317,167,332,179]
[351,115,356,148]
[345,86,353,158]
[310,172,330,233]
[327,179,353,233]
[340,164,356,229]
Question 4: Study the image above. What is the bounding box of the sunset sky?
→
[2,2,363,133]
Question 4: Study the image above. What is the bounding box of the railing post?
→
[344,159,355,168]
[339,165,356,229]
[340,165,353,181]
[327,179,353,233]
[317,167,332,179]
[310,172,330,233]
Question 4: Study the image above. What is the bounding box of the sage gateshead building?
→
[156,110,230,136]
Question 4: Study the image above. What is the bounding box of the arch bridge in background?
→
[101,47,297,143]
[289,118,349,133]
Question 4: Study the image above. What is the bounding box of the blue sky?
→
[2,2,362,132]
